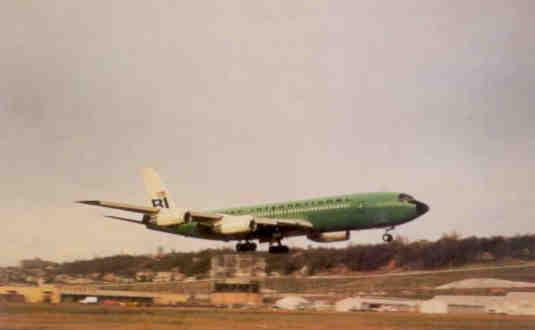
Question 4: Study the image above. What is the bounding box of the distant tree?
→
[394,234,409,245]
[41,234,535,279]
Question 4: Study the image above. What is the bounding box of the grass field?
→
[264,263,535,294]
[104,263,535,299]
[1,304,534,330]
[273,265,535,299]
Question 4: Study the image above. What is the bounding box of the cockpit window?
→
[398,193,414,202]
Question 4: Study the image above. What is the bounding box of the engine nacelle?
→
[213,215,257,235]
[307,230,350,243]
[149,209,189,226]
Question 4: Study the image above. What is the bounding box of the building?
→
[421,295,505,314]
[335,297,361,312]
[210,279,263,306]
[421,293,535,315]
[210,254,266,279]
[53,274,95,285]
[274,296,310,310]
[312,300,332,311]
[20,258,57,270]
[135,271,156,282]
[60,287,189,305]
[153,271,184,283]
[503,292,535,315]
[0,285,189,305]
[335,297,421,312]
[419,299,448,314]
[0,285,60,303]
[152,292,191,305]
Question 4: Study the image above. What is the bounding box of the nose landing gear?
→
[382,233,393,243]
[382,226,395,243]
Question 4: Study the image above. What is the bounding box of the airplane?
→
[77,168,429,254]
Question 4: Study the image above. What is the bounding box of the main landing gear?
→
[382,226,395,243]
[236,241,257,252]
[268,240,290,254]
[269,245,290,254]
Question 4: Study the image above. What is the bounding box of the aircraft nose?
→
[412,200,429,216]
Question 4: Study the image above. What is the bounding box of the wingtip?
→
[105,215,144,224]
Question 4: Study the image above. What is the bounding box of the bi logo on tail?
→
[151,197,170,208]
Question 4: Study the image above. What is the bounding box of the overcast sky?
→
[1,1,534,266]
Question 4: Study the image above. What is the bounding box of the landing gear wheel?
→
[236,242,257,252]
[268,245,290,254]
[382,233,394,243]
[247,242,257,251]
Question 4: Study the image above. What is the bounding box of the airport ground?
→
[1,304,534,330]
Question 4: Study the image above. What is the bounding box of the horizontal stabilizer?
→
[77,200,160,214]
[105,215,145,225]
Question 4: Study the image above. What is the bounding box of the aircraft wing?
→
[77,200,160,214]
[105,215,146,224]
[190,213,312,230]
[189,211,223,222]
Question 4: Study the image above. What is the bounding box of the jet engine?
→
[148,208,190,226]
[213,215,257,235]
[307,230,350,242]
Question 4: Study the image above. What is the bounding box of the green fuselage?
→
[147,192,429,241]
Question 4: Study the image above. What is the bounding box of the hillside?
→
[56,233,535,276]
[2,233,535,285]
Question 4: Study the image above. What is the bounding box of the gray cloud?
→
[1,1,534,265]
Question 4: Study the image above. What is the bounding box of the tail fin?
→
[141,168,176,209]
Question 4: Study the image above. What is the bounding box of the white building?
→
[335,297,363,312]
[312,300,332,311]
[421,293,535,315]
[274,296,310,310]
[504,292,535,315]
[420,299,448,314]
[335,297,420,312]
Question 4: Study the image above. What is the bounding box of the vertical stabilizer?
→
[141,168,176,209]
